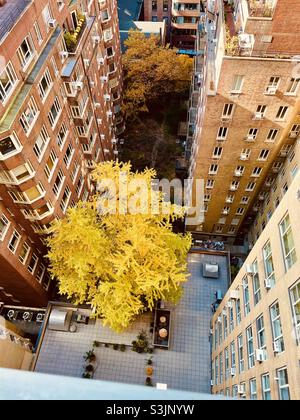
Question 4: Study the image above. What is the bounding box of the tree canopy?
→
[46,161,192,332]
[123,30,193,119]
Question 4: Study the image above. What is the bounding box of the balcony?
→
[64,13,87,54]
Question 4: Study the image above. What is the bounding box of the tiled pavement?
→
[35,252,229,393]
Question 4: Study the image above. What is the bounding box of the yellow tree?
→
[123,30,193,119]
[46,161,192,332]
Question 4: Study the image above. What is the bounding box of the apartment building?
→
[187,0,300,242]
[143,1,203,49]
[0,0,123,306]
[210,162,300,400]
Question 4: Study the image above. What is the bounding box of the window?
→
[263,241,275,288]
[230,341,236,372]
[212,147,223,159]
[0,133,22,159]
[0,62,18,103]
[217,126,228,140]
[34,21,43,44]
[44,150,58,180]
[206,179,215,189]
[8,230,21,254]
[236,299,241,325]
[219,351,223,384]
[265,76,280,93]
[222,103,234,119]
[246,128,258,141]
[251,167,262,178]
[231,75,244,93]
[19,242,30,264]
[275,106,289,120]
[204,194,211,202]
[36,264,46,283]
[236,207,244,215]
[223,312,228,339]
[63,144,74,168]
[215,357,219,386]
[277,368,290,400]
[246,326,255,369]
[270,302,284,353]
[57,122,68,149]
[285,78,300,95]
[0,214,10,240]
[60,186,71,213]
[290,280,300,343]
[289,124,300,138]
[241,196,249,205]
[279,213,297,270]
[258,149,270,161]
[209,164,219,174]
[262,374,271,400]
[256,314,266,358]
[17,36,35,69]
[249,379,257,400]
[48,97,62,127]
[252,260,261,305]
[224,347,230,380]
[240,148,251,160]
[28,253,38,274]
[52,169,65,197]
[243,277,250,316]
[42,4,53,28]
[33,126,50,161]
[38,68,52,100]
[266,128,279,142]
[237,335,244,373]
[255,105,266,119]
[163,0,168,11]
[230,180,239,191]
[19,97,39,135]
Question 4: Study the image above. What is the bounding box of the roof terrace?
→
[0,0,31,43]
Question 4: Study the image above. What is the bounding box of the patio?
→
[35,252,229,393]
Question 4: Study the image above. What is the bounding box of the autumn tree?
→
[46,161,192,332]
[123,30,193,119]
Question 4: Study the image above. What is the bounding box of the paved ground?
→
[35,252,229,393]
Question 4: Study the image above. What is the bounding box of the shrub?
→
[85,364,94,373]
[113,344,119,350]
[93,341,100,348]
[120,344,126,352]
[145,377,153,386]
[84,350,96,362]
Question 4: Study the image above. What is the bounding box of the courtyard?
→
[34,251,229,393]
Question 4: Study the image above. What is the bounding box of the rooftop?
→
[0,0,31,43]
[34,252,229,394]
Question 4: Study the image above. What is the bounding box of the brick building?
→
[0,0,123,306]
[187,0,300,243]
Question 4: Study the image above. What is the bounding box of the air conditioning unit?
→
[273,341,281,353]
[231,368,236,376]
[265,278,272,290]
[246,265,254,275]
[240,154,248,161]
[247,135,255,141]
[107,111,113,117]
[210,380,214,387]
[104,94,111,101]
[255,349,266,362]
[237,385,246,395]
[119,139,125,145]
[90,81,95,88]
[289,132,297,138]
[223,210,229,215]
[100,76,108,83]
[112,138,117,145]
[227,300,233,309]
[60,51,69,59]
[93,35,101,44]
[98,58,105,66]
[222,309,227,316]
[74,81,83,90]
[217,316,222,324]
[235,170,243,177]
[94,102,101,108]
[48,19,57,28]
[100,134,105,140]
[266,86,277,95]
[113,150,119,156]
[97,119,102,125]
[229,290,240,300]
[84,59,90,67]
[103,149,110,154]
[255,112,264,119]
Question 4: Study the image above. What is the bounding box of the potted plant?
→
[145,366,153,376]
[84,350,96,362]
[145,377,153,386]
[120,344,126,352]
[113,344,119,351]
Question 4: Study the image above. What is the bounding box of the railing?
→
[0,0,31,42]
[226,46,300,60]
